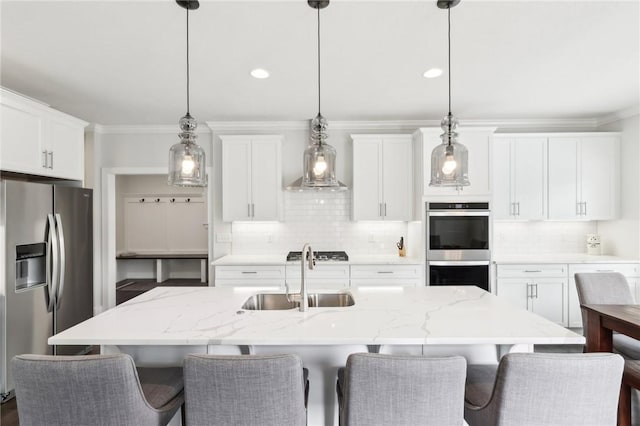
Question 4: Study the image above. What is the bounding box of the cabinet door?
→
[580,136,617,220]
[0,100,46,175]
[492,137,513,220]
[352,138,383,220]
[382,136,412,221]
[530,279,566,326]
[48,116,85,180]
[250,139,281,221]
[548,137,580,219]
[513,138,547,220]
[497,279,529,311]
[166,198,207,252]
[222,139,252,221]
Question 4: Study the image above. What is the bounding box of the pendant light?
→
[168,0,206,187]
[429,0,470,189]
[300,0,346,190]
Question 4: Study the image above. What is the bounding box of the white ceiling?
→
[1,0,638,125]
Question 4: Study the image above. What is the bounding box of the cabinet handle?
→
[379,203,383,217]
[596,270,614,272]
[247,204,251,218]
[583,202,587,216]
[524,270,542,273]
[48,151,53,169]
[241,271,258,274]
[526,283,531,298]
[42,150,48,168]
[516,202,520,216]
[384,203,387,217]
[534,283,539,298]
[251,204,255,218]
[377,271,394,274]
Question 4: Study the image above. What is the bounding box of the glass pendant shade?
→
[302,113,339,188]
[429,113,470,188]
[168,113,206,187]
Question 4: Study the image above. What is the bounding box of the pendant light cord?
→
[317,5,321,115]
[447,7,451,116]
[186,6,190,115]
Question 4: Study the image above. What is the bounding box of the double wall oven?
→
[426,202,491,291]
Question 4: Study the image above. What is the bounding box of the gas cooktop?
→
[286,251,349,262]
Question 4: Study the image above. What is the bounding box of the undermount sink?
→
[241,292,355,310]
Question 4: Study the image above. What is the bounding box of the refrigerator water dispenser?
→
[15,243,46,291]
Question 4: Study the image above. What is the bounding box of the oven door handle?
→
[429,261,490,266]
[427,211,490,217]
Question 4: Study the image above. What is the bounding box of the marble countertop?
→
[211,254,423,266]
[493,254,640,264]
[49,286,584,346]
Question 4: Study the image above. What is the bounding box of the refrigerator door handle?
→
[55,213,66,309]
[46,214,59,312]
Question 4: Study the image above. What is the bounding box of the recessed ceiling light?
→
[423,68,443,78]
[250,68,270,79]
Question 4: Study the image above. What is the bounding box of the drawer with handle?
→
[568,263,639,277]
[350,265,421,279]
[214,265,285,280]
[497,264,567,278]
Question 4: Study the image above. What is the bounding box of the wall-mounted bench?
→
[116,253,208,283]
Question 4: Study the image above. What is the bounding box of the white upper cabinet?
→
[1,88,87,180]
[413,127,495,202]
[352,134,413,221]
[221,135,282,222]
[548,133,619,220]
[492,136,547,220]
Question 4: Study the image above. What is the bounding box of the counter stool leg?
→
[619,384,631,426]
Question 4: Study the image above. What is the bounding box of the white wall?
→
[597,113,640,258]
[230,191,411,256]
[493,221,597,256]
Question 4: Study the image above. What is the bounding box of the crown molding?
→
[87,124,212,135]
[206,121,309,132]
[596,106,640,127]
[86,115,630,135]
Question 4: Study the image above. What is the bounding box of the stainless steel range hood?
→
[285,176,348,192]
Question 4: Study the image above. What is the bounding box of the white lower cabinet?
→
[214,266,285,289]
[567,263,640,328]
[496,265,567,326]
[350,265,421,287]
[285,265,350,292]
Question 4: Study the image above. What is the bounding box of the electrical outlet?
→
[216,233,232,243]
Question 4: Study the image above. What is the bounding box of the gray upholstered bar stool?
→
[337,353,467,426]
[464,352,624,426]
[575,272,640,357]
[184,354,308,426]
[11,354,184,426]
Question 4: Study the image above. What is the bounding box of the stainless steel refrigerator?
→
[0,179,93,401]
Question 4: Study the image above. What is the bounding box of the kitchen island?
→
[50,286,584,426]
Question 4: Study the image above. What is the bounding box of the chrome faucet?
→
[286,243,315,312]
